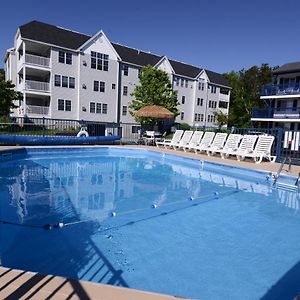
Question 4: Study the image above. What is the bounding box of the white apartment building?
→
[251,62,300,131]
[4,21,231,133]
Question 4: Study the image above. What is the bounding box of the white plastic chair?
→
[221,134,258,159]
[172,130,194,150]
[201,132,228,155]
[156,130,184,148]
[182,131,203,152]
[192,132,215,153]
[213,134,242,157]
[236,135,276,163]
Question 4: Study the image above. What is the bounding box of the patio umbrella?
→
[135,105,174,119]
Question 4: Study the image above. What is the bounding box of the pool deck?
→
[0,144,299,299]
[0,267,181,300]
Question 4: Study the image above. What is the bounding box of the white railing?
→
[26,105,50,115]
[25,54,50,67]
[25,80,50,92]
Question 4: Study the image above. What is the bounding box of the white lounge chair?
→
[172,130,194,150]
[221,134,258,159]
[201,132,228,155]
[192,132,215,153]
[212,134,242,157]
[156,130,184,148]
[236,135,276,163]
[182,131,203,152]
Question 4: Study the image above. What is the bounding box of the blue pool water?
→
[0,147,300,299]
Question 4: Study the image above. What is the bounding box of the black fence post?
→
[42,117,45,137]
[276,127,283,162]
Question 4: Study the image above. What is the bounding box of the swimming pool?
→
[0,147,299,299]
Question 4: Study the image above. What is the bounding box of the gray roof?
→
[20,21,90,50]
[112,43,162,67]
[18,20,230,87]
[273,62,300,74]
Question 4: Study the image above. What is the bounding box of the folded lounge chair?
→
[156,130,184,148]
[192,131,215,153]
[220,134,258,159]
[211,134,242,157]
[236,135,276,163]
[182,131,203,152]
[172,130,194,150]
[201,132,228,155]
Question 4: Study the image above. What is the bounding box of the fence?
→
[0,117,119,137]
[1,117,300,163]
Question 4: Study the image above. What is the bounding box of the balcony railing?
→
[252,107,300,119]
[26,105,50,115]
[25,80,50,92]
[261,83,300,97]
[25,54,50,67]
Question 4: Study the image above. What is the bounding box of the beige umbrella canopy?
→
[135,105,174,119]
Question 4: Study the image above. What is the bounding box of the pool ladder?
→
[272,156,300,192]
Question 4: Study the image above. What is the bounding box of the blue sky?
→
[1,0,299,73]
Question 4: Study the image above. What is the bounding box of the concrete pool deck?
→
[0,144,299,299]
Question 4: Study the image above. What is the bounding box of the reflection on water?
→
[2,155,299,226]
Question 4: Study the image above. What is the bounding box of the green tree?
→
[130,65,179,123]
[225,64,272,128]
[0,69,23,116]
[214,110,228,129]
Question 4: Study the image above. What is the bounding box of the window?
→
[201,83,205,90]
[58,99,64,111]
[182,96,185,104]
[54,75,61,87]
[122,106,127,116]
[185,80,188,88]
[112,83,116,89]
[219,101,228,109]
[207,115,211,122]
[197,98,200,106]
[66,53,72,65]
[194,113,201,122]
[69,77,75,89]
[210,85,217,93]
[65,100,71,111]
[96,103,101,114]
[124,65,129,76]
[220,87,229,95]
[58,51,65,63]
[176,77,179,86]
[94,81,99,91]
[200,114,204,122]
[181,112,184,120]
[90,102,95,113]
[209,100,212,108]
[62,76,68,88]
[58,51,72,64]
[100,81,105,92]
[102,103,108,114]
[91,51,109,71]
[181,79,184,87]
[132,126,140,134]
[123,86,128,96]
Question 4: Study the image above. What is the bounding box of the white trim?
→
[251,118,300,122]
[261,94,300,99]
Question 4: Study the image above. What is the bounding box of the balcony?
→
[25,80,50,93]
[252,107,300,120]
[26,105,50,115]
[261,83,300,97]
[25,54,50,68]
